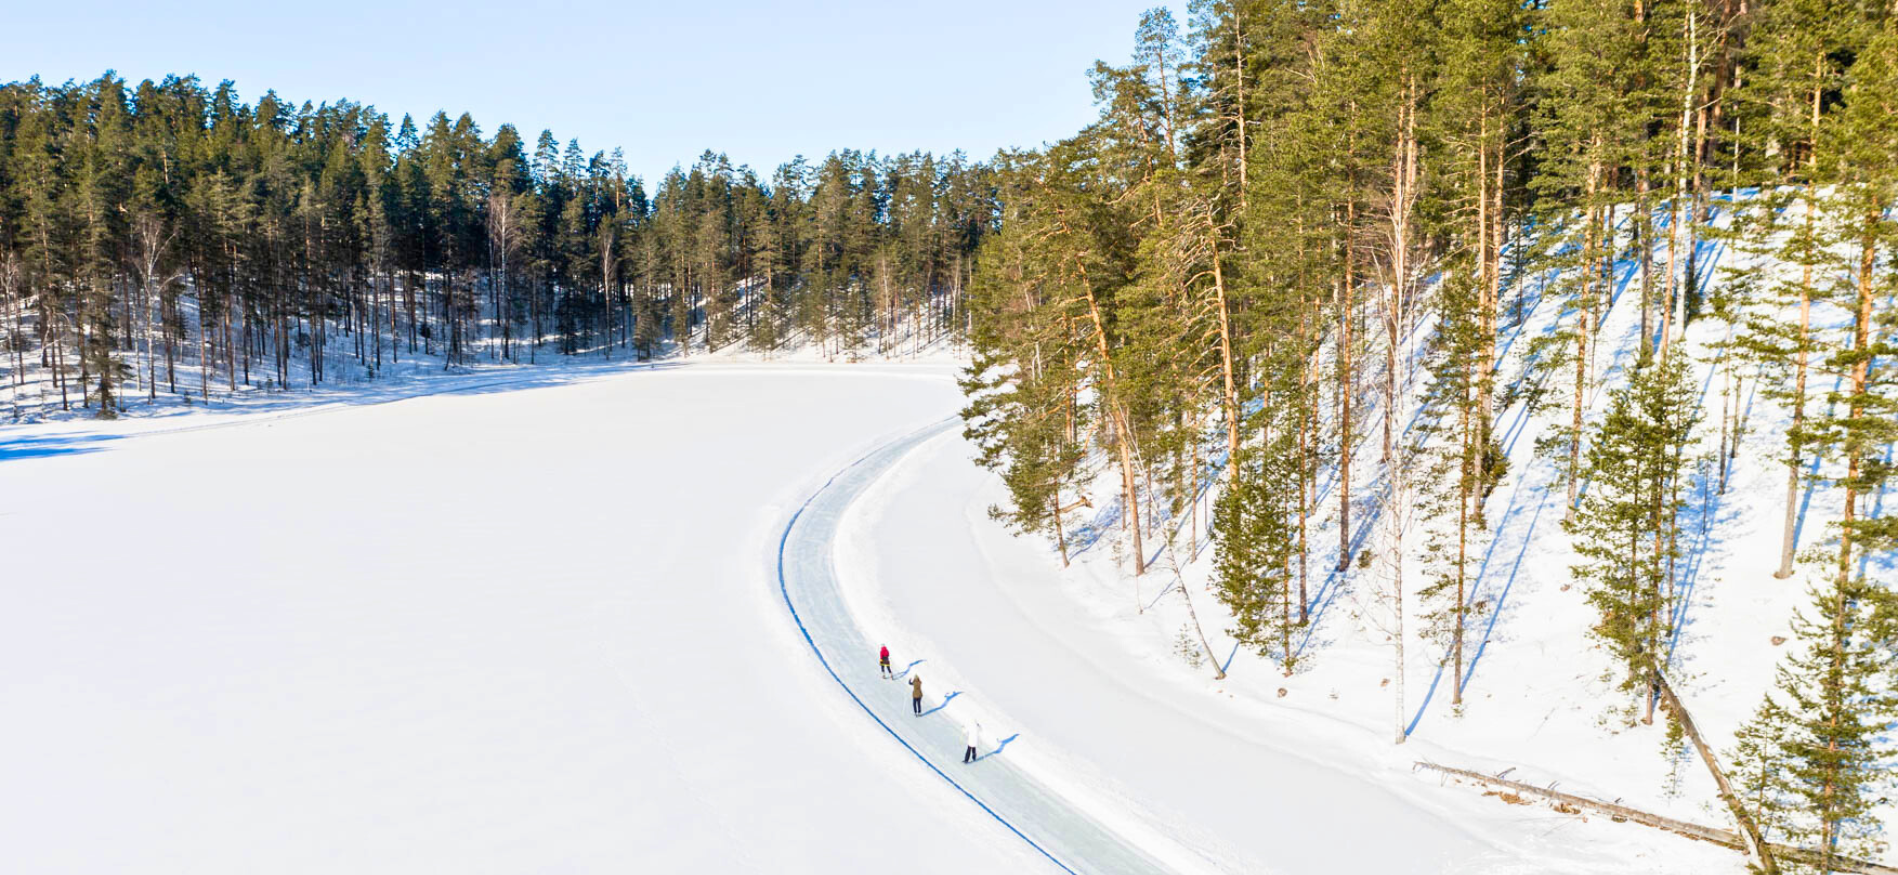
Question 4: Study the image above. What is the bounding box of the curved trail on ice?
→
[776,419,1172,875]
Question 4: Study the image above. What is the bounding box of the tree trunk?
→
[1776,67,1826,578]
[1455,377,1471,706]
[1338,199,1356,572]
[1059,210,1146,577]
[1418,761,1825,873]
[1655,671,1777,872]
[1566,168,1600,523]
[1388,81,1419,744]
[1210,226,1242,487]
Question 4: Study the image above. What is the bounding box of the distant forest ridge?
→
[0,72,996,417]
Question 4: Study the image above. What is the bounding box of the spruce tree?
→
[1736,577,1893,870]
[1564,354,1699,724]
[1213,426,1304,674]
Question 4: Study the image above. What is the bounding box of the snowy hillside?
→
[935,191,1896,871]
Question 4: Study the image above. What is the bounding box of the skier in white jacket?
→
[963,722,982,764]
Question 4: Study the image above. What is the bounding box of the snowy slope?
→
[0,364,1049,873]
[837,430,1737,874]
[828,196,1893,872]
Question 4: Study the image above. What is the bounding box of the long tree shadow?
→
[4,359,689,447]
[893,659,925,681]
[0,433,121,462]
[974,733,1020,762]
[1667,487,1754,676]
[919,691,961,717]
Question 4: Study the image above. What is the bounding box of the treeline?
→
[959,1,1895,868]
[0,74,995,417]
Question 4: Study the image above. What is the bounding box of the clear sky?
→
[6,0,1184,184]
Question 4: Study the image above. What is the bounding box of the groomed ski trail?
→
[776,419,1176,875]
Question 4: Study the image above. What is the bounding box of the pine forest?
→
[0,76,991,417]
[957,1,1896,871]
[5,0,1898,871]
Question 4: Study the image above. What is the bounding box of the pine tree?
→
[1530,0,1650,523]
[1815,6,1898,604]
[1564,353,1699,724]
[1730,0,1864,580]
[1732,25,1898,864]
[1213,431,1304,675]
[1731,694,1802,847]
[1737,577,1893,870]
[959,152,1092,564]
[1416,266,1493,710]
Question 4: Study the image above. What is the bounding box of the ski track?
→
[776,419,1174,875]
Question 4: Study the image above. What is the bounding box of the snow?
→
[779,418,1173,874]
[0,364,1044,873]
[2,191,1885,875]
[839,427,1738,873]
[815,193,1889,873]
[5,356,1724,875]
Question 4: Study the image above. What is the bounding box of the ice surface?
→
[0,365,1041,874]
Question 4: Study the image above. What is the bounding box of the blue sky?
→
[7,0,1183,183]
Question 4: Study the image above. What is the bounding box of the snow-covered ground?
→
[2,261,1875,873]
[0,364,1048,873]
[826,196,1891,873]
[839,428,1738,874]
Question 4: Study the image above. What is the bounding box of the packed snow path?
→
[776,419,1170,875]
[0,365,1049,873]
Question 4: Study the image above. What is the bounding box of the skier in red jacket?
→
[879,645,894,679]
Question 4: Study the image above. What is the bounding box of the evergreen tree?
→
[1564,354,1699,725]
[1734,577,1894,870]
[1212,392,1305,674]
[1731,0,1863,580]
[0,72,990,420]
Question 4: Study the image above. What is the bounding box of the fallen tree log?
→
[1654,667,1775,872]
[1414,760,1898,875]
